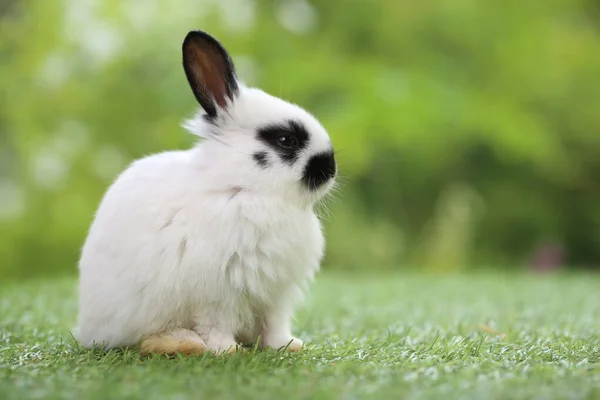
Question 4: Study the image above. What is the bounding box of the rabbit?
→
[75,30,337,356]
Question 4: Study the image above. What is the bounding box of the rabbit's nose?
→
[302,151,336,191]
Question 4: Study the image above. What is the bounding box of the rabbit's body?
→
[77,31,336,355]
[78,148,323,350]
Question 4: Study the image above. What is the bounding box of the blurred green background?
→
[1,0,599,281]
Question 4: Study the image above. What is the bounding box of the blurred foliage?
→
[1,0,600,280]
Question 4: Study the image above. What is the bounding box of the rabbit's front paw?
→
[204,334,239,355]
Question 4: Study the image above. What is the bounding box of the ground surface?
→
[1,272,599,400]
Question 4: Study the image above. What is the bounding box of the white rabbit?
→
[76,30,337,355]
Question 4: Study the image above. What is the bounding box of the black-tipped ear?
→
[182,30,239,119]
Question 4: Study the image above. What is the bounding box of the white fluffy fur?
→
[76,82,335,353]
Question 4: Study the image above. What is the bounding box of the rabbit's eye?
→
[257,120,309,165]
[276,134,299,149]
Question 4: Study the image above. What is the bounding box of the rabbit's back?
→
[76,150,200,346]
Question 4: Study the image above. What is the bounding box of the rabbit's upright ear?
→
[182,31,239,119]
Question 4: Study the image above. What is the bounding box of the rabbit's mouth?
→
[301,151,337,192]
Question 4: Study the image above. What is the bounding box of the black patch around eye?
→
[253,151,269,168]
[302,151,337,191]
[256,120,309,165]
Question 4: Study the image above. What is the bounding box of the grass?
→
[1,271,600,400]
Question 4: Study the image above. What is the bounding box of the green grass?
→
[1,272,600,400]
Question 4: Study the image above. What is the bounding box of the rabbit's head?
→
[181,31,336,207]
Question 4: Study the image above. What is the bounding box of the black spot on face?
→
[253,151,269,168]
[302,151,337,190]
[256,120,309,164]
